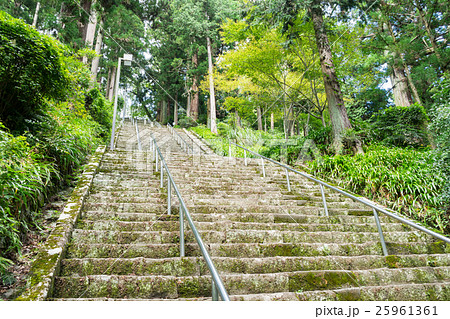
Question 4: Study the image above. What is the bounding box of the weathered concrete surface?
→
[43,121,450,301]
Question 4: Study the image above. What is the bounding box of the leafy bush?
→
[84,88,113,139]
[0,12,70,132]
[178,115,198,128]
[25,102,103,181]
[0,12,111,282]
[370,104,429,148]
[306,126,332,153]
[310,145,447,233]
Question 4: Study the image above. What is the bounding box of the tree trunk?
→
[83,2,97,64]
[91,19,103,83]
[402,60,423,105]
[156,101,162,122]
[190,51,199,121]
[235,109,242,128]
[206,36,218,134]
[390,66,412,107]
[32,2,40,27]
[387,21,422,106]
[270,113,274,131]
[310,3,360,154]
[257,106,263,131]
[305,113,311,137]
[167,99,171,124]
[107,67,116,101]
[78,0,92,44]
[186,92,191,118]
[161,99,168,124]
[207,98,211,129]
[106,68,111,97]
[174,93,178,126]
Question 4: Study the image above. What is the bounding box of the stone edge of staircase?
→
[185,128,215,153]
[16,145,107,301]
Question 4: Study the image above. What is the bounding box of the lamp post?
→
[110,54,133,150]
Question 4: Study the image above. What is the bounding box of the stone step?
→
[52,267,450,299]
[81,211,390,224]
[65,240,449,260]
[69,229,434,245]
[294,281,450,301]
[59,254,450,277]
[79,219,408,233]
[81,202,374,216]
[229,281,450,300]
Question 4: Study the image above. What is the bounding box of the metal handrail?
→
[182,128,208,154]
[150,134,230,301]
[229,141,450,255]
[167,124,194,154]
[154,121,163,128]
[135,121,142,151]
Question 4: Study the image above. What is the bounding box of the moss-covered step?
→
[52,267,450,299]
[59,254,450,277]
[293,281,450,301]
[81,211,179,222]
[83,202,168,213]
[188,212,389,224]
[229,281,450,300]
[192,220,407,233]
[79,220,180,232]
[70,229,188,245]
[86,195,164,204]
[65,243,197,259]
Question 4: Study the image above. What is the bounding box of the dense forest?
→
[0,0,449,287]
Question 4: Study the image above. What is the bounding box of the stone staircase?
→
[51,120,450,300]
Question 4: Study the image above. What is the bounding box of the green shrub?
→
[25,101,103,181]
[84,88,113,139]
[370,104,429,148]
[0,12,70,132]
[178,116,198,128]
[306,126,332,153]
[310,144,447,233]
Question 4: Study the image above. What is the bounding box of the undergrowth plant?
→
[0,13,112,282]
[0,123,58,259]
[309,144,448,233]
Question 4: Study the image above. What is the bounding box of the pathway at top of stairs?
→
[51,120,450,301]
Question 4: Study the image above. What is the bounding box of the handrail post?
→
[285,167,291,192]
[244,149,247,166]
[261,157,266,178]
[320,184,329,217]
[135,121,142,151]
[228,141,232,159]
[168,177,171,215]
[212,281,219,301]
[180,205,185,257]
[373,208,388,256]
[160,160,164,188]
